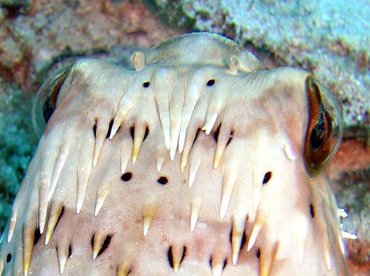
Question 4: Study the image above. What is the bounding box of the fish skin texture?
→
[0,33,348,276]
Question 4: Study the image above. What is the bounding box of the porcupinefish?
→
[0,33,348,275]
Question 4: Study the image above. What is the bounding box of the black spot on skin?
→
[121,172,133,182]
[262,171,272,184]
[310,204,315,218]
[256,248,261,260]
[143,81,150,88]
[157,176,168,185]
[207,79,215,86]
[106,120,114,138]
[33,228,42,245]
[6,253,11,263]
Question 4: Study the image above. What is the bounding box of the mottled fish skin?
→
[0,33,348,276]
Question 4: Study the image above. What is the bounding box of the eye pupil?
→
[309,112,326,150]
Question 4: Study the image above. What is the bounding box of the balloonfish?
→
[0,33,348,275]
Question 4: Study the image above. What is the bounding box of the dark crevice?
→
[56,244,72,259]
[192,128,201,146]
[98,235,112,257]
[144,127,149,140]
[3,6,22,19]
[33,227,42,245]
[226,130,234,146]
[68,245,72,258]
[116,266,133,275]
[181,246,187,264]
[167,246,174,268]
[213,124,221,142]
[130,126,150,141]
[209,256,227,270]
[93,123,97,137]
[309,204,315,218]
[106,120,114,138]
[256,248,261,260]
[240,231,247,250]
[167,246,186,270]
[91,234,112,257]
[223,259,227,269]
[1,2,30,20]
[130,126,134,140]
[6,253,11,263]
[90,234,94,248]
[229,226,247,250]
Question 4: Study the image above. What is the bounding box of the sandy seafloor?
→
[0,0,369,274]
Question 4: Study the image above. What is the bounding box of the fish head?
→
[0,33,347,276]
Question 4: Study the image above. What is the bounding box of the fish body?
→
[0,33,347,275]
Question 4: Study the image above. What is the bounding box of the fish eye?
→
[32,64,73,134]
[304,76,343,176]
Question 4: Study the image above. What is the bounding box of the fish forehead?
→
[0,33,347,276]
